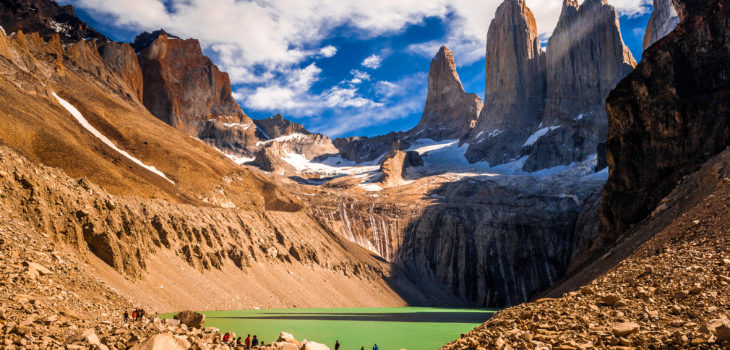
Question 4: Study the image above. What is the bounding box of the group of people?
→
[222,333,265,348]
[122,308,146,322]
[336,340,379,350]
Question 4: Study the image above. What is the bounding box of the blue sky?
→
[65,0,652,139]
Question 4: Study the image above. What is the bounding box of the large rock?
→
[300,340,330,350]
[254,142,296,176]
[600,0,730,241]
[410,46,482,141]
[133,30,260,155]
[524,0,636,172]
[379,150,423,186]
[131,333,190,350]
[643,0,680,50]
[466,0,546,165]
[173,310,205,328]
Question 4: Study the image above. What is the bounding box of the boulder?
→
[173,310,205,328]
[277,332,300,346]
[269,342,300,350]
[300,340,330,350]
[23,261,53,275]
[611,322,639,337]
[379,150,423,186]
[131,333,190,350]
[599,294,621,306]
[67,329,100,346]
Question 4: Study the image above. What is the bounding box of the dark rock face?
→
[396,176,605,307]
[254,142,294,175]
[134,30,259,154]
[523,0,635,172]
[465,0,546,165]
[410,46,482,141]
[0,0,105,43]
[600,0,730,241]
[643,0,680,50]
[333,132,409,164]
[253,114,309,139]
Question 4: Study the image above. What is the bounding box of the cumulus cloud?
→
[350,70,371,84]
[319,45,338,58]
[361,54,383,69]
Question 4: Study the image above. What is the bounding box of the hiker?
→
[335,340,340,350]
[131,310,137,322]
[252,335,259,347]
[123,311,128,322]
[223,333,230,343]
[237,337,242,347]
[373,344,379,350]
[245,334,251,348]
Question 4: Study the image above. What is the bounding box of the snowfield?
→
[52,92,175,184]
[523,126,561,147]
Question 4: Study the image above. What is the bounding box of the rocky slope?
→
[133,30,261,157]
[643,0,680,50]
[523,0,635,172]
[464,0,545,166]
[0,0,105,43]
[600,0,730,243]
[444,148,730,349]
[410,46,482,141]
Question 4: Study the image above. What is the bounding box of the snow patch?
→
[574,114,585,121]
[225,154,255,165]
[256,127,270,140]
[256,133,306,146]
[360,183,382,192]
[523,126,561,147]
[222,122,253,130]
[52,92,175,184]
[0,26,6,36]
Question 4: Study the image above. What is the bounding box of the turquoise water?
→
[161,307,495,350]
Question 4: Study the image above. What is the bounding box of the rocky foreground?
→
[444,171,730,349]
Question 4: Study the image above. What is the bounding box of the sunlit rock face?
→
[465,0,546,166]
[410,46,483,141]
[643,0,680,50]
[134,30,261,156]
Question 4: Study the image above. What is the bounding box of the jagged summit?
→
[254,114,311,139]
[464,0,546,165]
[410,46,482,141]
[643,0,680,50]
[0,0,106,43]
[131,29,181,52]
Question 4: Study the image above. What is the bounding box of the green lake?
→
[161,307,495,350]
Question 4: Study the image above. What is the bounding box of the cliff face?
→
[395,175,605,307]
[600,0,730,242]
[465,0,546,165]
[411,46,483,141]
[98,42,144,102]
[379,150,423,186]
[523,0,636,172]
[0,0,105,43]
[254,114,310,139]
[643,0,680,50]
[134,30,260,155]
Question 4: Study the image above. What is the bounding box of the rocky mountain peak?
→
[464,0,546,165]
[131,29,181,52]
[410,46,482,141]
[643,0,680,50]
[253,114,311,140]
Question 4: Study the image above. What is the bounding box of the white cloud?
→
[320,45,338,58]
[350,69,371,84]
[361,54,383,69]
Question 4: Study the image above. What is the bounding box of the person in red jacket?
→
[245,334,251,348]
